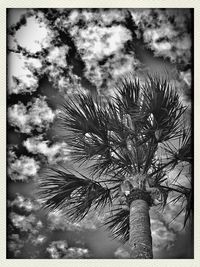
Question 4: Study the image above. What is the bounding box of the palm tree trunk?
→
[129,199,153,259]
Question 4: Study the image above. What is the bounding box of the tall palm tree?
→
[37,75,192,258]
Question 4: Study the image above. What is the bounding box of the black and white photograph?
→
[7,8,193,259]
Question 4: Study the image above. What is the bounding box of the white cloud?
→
[9,212,38,232]
[23,136,70,163]
[8,152,40,181]
[63,247,90,259]
[114,247,130,258]
[8,97,55,134]
[70,23,139,90]
[15,15,51,53]
[47,45,69,68]
[8,53,42,94]
[76,25,132,60]
[56,73,82,94]
[8,194,40,212]
[180,69,191,87]
[130,9,152,27]
[99,9,126,25]
[32,235,47,246]
[8,195,33,212]
[130,9,191,65]
[46,240,90,259]
[46,240,68,259]
[60,9,126,30]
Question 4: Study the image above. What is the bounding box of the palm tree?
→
[37,75,192,259]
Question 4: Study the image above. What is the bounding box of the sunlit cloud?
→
[46,240,90,259]
[15,15,51,53]
[130,9,191,65]
[180,69,191,87]
[8,97,55,134]
[63,247,90,259]
[8,153,40,181]
[69,22,140,90]
[8,194,40,212]
[9,212,41,232]
[47,45,69,68]
[8,53,42,94]
[46,240,69,259]
[23,135,70,163]
[77,25,132,60]
[31,234,47,246]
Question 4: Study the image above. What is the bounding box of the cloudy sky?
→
[7,8,193,259]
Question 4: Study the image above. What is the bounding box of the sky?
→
[7,8,193,259]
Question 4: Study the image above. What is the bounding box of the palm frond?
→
[58,93,109,142]
[169,184,192,226]
[105,207,130,242]
[183,188,193,226]
[160,183,193,226]
[37,166,112,221]
[141,75,186,143]
[114,76,142,121]
[163,127,192,165]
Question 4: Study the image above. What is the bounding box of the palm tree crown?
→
[37,74,192,243]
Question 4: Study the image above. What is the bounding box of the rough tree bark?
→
[129,199,153,259]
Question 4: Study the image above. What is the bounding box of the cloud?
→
[130,9,191,65]
[180,69,191,87]
[70,22,139,90]
[46,240,90,259]
[114,246,130,258]
[7,193,47,258]
[42,45,83,93]
[46,240,69,259]
[8,194,36,212]
[47,45,69,67]
[56,72,83,94]
[8,234,25,257]
[77,25,132,60]
[9,212,42,233]
[14,15,52,53]
[150,211,177,255]
[23,135,70,163]
[47,211,87,232]
[8,222,45,258]
[8,53,42,94]
[47,210,100,232]
[8,96,55,134]
[31,234,47,246]
[8,194,41,212]
[63,247,90,259]
[60,9,126,29]
[8,150,40,181]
